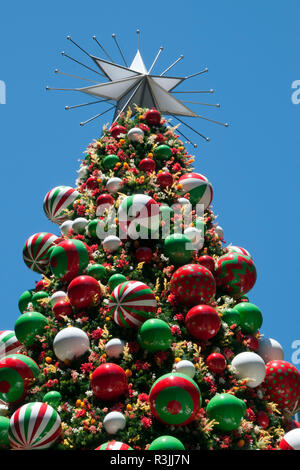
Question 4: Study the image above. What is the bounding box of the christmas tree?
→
[0,39,300,451]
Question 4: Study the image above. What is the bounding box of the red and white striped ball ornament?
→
[0,331,21,359]
[43,186,79,225]
[226,245,252,258]
[95,440,133,450]
[23,232,58,273]
[178,173,213,209]
[279,429,300,450]
[8,402,61,450]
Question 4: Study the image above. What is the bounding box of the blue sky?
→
[0,1,299,364]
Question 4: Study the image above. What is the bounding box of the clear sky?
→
[0,1,299,365]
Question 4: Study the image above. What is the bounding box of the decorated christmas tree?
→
[0,37,300,451]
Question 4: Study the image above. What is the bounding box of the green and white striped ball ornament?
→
[0,354,39,404]
[49,239,89,281]
[8,402,61,450]
[23,232,58,273]
[178,172,213,208]
[43,186,79,225]
[0,331,21,359]
[118,194,159,237]
[108,281,157,328]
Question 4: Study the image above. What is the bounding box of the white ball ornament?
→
[102,235,121,253]
[53,327,90,362]
[60,220,73,236]
[72,217,89,234]
[174,360,196,378]
[50,291,67,307]
[215,225,224,240]
[103,411,126,434]
[127,127,144,142]
[184,227,203,249]
[107,177,123,193]
[257,337,284,363]
[279,429,300,450]
[105,338,125,358]
[231,352,266,388]
[77,165,89,180]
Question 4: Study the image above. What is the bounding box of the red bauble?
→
[53,300,73,320]
[86,176,99,190]
[96,193,114,207]
[35,280,50,292]
[144,109,161,125]
[110,125,127,138]
[264,360,300,414]
[243,335,259,351]
[198,255,215,273]
[139,158,156,173]
[91,363,128,401]
[157,172,173,189]
[68,275,101,310]
[256,410,269,429]
[136,247,153,263]
[170,264,216,306]
[206,353,226,374]
[185,305,221,341]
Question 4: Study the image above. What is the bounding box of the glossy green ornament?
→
[148,436,185,450]
[206,393,246,431]
[233,302,263,334]
[87,219,101,238]
[138,319,172,353]
[14,312,48,346]
[87,264,106,280]
[103,155,120,169]
[0,416,10,448]
[163,234,193,265]
[18,290,32,314]
[42,390,62,409]
[32,291,49,310]
[108,274,127,291]
[222,308,240,327]
[154,145,172,160]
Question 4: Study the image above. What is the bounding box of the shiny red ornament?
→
[256,410,269,429]
[35,280,50,292]
[68,275,101,310]
[243,335,259,351]
[144,109,161,125]
[185,305,221,341]
[136,247,153,263]
[96,193,114,207]
[139,158,156,173]
[198,255,215,273]
[91,363,127,401]
[206,353,226,374]
[86,176,99,190]
[157,172,173,189]
[264,360,300,415]
[52,300,73,320]
[110,125,127,138]
[170,264,216,306]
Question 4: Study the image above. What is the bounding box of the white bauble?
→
[184,227,203,249]
[177,197,190,206]
[102,235,121,252]
[257,337,284,363]
[105,338,125,358]
[72,217,89,234]
[127,127,144,142]
[60,220,73,236]
[280,429,300,450]
[53,327,90,362]
[174,360,195,378]
[77,166,89,180]
[103,411,126,434]
[106,177,123,193]
[215,225,224,240]
[231,352,266,388]
[50,291,67,307]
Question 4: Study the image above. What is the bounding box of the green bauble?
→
[206,393,246,431]
[0,416,10,448]
[32,291,49,310]
[14,312,48,346]
[138,319,172,353]
[148,436,185,450]
[43,391,62,409]
[222,308,240,327]
[163,234,193,265]
[18,290,33,313]
[154,145,172,160]
[103,155,120,169]
[108,274,127,291]
[87,219,100,238]
[87,264,106,280]
[233,302,263,334]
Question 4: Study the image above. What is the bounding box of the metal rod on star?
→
[148,47,164,74]
[65,98,112,110]
[112,33,128,67]
[61,52,106,78]
[54,69,99,83]
[136,29,140,50]
[172,115,210,142]
[172,89,214,94]
[160,55,184,76]
[92,36,114,62]
[185,68,209,79]
[175,128,198,148]
[66,36,92,58]
[196,114,229,127]
[80,105,116,126]
[182,100,220,107]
